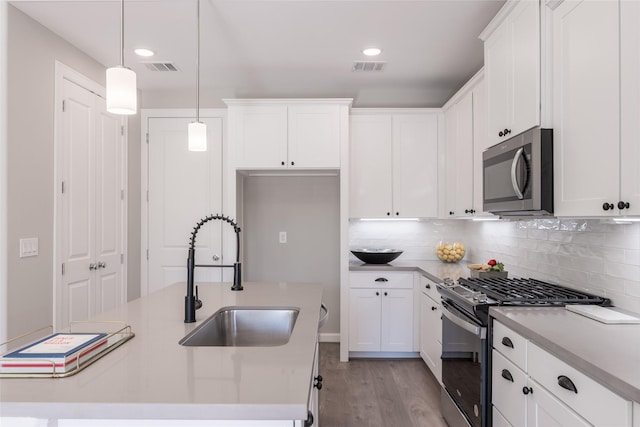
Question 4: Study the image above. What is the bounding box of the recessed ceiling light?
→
[362,47,382,56]
[134,48,155,57]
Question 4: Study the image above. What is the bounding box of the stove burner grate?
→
[458,277,610,306]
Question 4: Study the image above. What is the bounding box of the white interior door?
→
[58,78,125,329]
[147,117,223,295]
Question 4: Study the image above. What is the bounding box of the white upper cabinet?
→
[552,0,640,216]
[225,99,351,169]
[443,71,487,218]
[350,110,440,218]
[481,0,540,146]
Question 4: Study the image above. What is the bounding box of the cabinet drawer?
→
[349,271,413,289]
[492,406,513,427]
[492,350,527,427]
[493,320,527,370]
[528,342,632,427]
[419,274,441,301]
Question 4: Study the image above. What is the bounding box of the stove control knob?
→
[442,278,455,287]
[476,293,488,303]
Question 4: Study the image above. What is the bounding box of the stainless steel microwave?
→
[483,127,553,217]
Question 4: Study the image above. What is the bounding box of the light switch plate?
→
[20,238,39,258]
[279,231,287,244]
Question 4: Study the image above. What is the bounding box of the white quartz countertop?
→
[491,306,640,403]
[0,282,324,421]
[350,259,471,282]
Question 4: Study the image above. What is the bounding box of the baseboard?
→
[319,332,340,343]
[349,351,420,359]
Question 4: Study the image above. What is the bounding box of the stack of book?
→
[0,332,108,374]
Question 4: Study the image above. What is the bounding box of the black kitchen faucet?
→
[185,214,243,323]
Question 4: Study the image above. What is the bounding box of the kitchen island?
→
[0,282,324,425]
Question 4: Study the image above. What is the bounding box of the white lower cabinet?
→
[492,320,633,427]
[419,275,442,383]
[526,377,590,427]
[348,271,414,353]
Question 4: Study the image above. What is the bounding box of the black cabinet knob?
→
[387,212,391,216]
[375,291,379,296]
[425,283,431,289]
[499,131,503,137]
[291,161,295,166]
[281,161,285,166]
[384,292,388,296]
[603,202,615,211]
[618,201,630,210]
[522,386,533,395]
[449,211,454,215]
[431,306,437,311]
[505,128,511,135]
[314,375,323,390]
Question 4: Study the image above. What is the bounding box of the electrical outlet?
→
[20,238,39,258]
[279,231,287,244]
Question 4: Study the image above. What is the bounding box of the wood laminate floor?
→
[318,343,448,427]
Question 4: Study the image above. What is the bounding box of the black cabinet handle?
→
[375,278,388,282]
[387,212,391,216]
[384,292,388,296]
[501,337,514,349]
[449,211,454,215]
[522,386,533,395]
[314,375,323,390]
[618,201,630,210]
[431,306,437,311]
[375,291,379,296]
[281,161,285,166]
[395,212,399,216]
[304,410,314,427]
[464,209,476,214]
[501,369,514,382]
[291,161,295,166]
[425,283,431,289]
[603,202,615,211]
[498,128,512,138]
[557,375,578,394]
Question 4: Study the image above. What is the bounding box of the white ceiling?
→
[10,0,505,107]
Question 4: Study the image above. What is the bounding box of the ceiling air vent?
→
[352,61,387,72]
[142,62,179,72]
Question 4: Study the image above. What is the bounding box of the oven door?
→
[440,300,488,427]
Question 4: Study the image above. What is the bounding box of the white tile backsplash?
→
[349,218,640,314]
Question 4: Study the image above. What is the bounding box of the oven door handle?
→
[441,304,486,338]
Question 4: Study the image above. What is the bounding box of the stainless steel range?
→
[437,277,610,427]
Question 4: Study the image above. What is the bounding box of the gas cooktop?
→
[437,276,611,325]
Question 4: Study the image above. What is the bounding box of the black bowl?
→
[351,249,403,264]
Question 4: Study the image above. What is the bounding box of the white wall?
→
[6,5,141,338]
[1,0,8,345]
[350,219,640,314]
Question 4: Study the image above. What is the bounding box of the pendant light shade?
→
[106,0,137,115]
[188,0,207,151]
[188,121,207,151]
[106,66,137,115]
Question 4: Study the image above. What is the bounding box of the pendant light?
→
[106,0,137,115]
[188,0,207,151]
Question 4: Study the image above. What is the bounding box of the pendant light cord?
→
[120,0,125,67]
[196,0,200,123]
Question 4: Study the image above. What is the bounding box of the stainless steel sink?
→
[179,306,300,347]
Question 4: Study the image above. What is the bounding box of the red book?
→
[0,333,108,374]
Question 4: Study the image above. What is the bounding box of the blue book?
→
[0,332,108,373]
